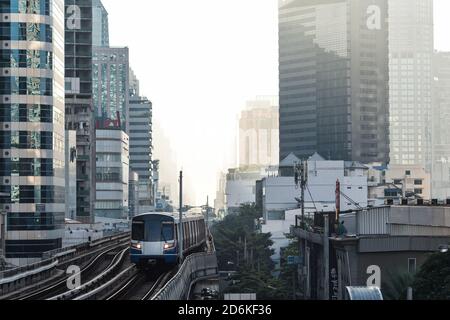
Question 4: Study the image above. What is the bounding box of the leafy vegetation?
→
[412,252,450,300]
[211,203,300,300]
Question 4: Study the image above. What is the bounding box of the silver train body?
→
[130,212,206,266]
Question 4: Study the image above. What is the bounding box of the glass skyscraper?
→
[92,0,108,47]
[278,0,390,164]
[0,0,66,265]
[388,0,434,168]
[92,46,129,132]
[432,52,450,199]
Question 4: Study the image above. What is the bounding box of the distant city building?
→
[129,68,140,97]
[367,163,432,203]
[92,0,109,47]
[93,46,130,132]
[128,84,154,213]
[432,52,450,199]
[388,0,434,169]
[239,96,279,168]
[95,130,130,219]
[65,0,97,224]
[225,167,267,215]
[214,172,227,219]
[0,0,66,265]
[278,0,390,164]
[65,131,77,220]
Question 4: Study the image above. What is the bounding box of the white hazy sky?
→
[103,0,450,206]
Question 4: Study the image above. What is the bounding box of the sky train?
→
[130,212,207,267]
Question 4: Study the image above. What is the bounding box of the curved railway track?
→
[17,243,128,300]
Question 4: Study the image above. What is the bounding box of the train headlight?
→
[164,242,175,250]
[132,242,142,250]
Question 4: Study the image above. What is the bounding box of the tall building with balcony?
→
[278,0,390,164]
[65,0,96,224]
[0,0,66,265]
[92,0,108,47]
[388,0,434,169]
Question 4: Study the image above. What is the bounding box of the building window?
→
[394,179,403,185]
[408,258,417,274]
[414,189,423,195]
[414,179,423,185]
[405,170,411,176]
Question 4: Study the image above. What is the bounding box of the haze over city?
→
[101,0,450,206]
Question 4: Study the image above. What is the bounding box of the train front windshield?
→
[132,215,175,242]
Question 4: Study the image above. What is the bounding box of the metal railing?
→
[0,232,129,281]
[152,239,218,301]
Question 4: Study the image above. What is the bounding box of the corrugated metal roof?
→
[345,287,383,300]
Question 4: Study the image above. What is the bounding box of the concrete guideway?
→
[0,232,130,299]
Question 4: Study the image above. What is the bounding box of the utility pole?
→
[178,171,184,262]
[335,180,341,235]
[324,213,330,300]
[206,196,209,236]
[295,160,308,299]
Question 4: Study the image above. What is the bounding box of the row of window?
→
[0,76,52,96]
[0,104,53,123]
[96,167,122,183]
[0,22,52,42]
[0,130,53,149]
[0,49,52,69]
[96,154,122,162]
[7,212,65,231]
[0,158,55,177]
[0,0,50,15]
[0,185,65,204]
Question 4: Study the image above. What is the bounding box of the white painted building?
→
[367,163,431,203]
[95,129,130,220]
[261,210,297,268]
[258,153,369,267]
[225,167,267,215]
[259,153,368,222]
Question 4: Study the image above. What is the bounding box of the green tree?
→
[212,204,280,299]
[412,252,450,300]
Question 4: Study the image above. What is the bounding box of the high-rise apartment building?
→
[388,0,434,168]
[65,0,96,224]
[92,0,108,47]
[128,74,153,213]
[92,46,129,132]
[432,52,450,199]
[0,0,66,265]
[239,96,279,168]
[278,0,390,164]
